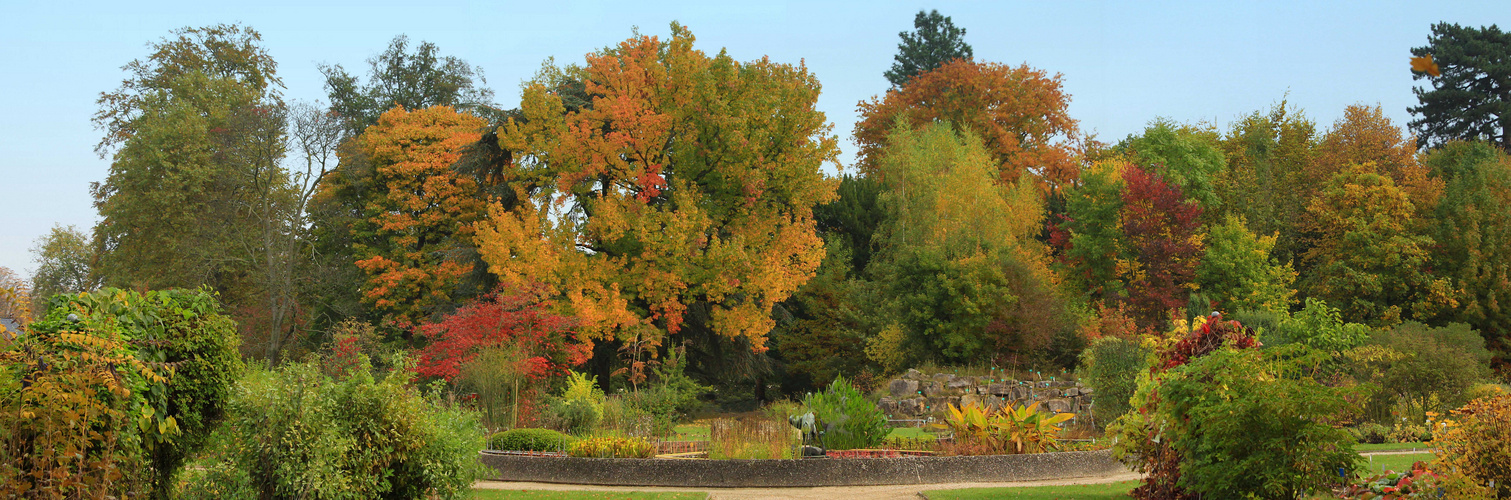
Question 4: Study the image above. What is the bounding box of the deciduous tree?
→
[1216,100,1316,266]
[1197,214,1297,314]
[855,60,1080,192]
[29,225,102,308]
[476,24,839,354]
[1424,141,1511,367]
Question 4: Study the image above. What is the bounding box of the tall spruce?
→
[883,9,973,87]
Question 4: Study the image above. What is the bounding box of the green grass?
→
[671,424,709,440]
[1355,442,1430,452]
[922,480,1138,499]
[1358,452,1435,477]
[472,490,707,500]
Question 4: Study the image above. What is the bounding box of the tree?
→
[91,24,283,296]
[29,225,102,308]
[329,105,488,329]
[1409,23,1511,150]
[813,175,885,277]
[1309,104,1441,221]
[0,267,30,324]
[1424,141,1511,368]
[1302,163,1457,326]
[1118,166,1205,329]
[1118,119,1227,210]
[414,284,587,382]
[476,24,839,355]
[883,9,973,88]
[856,60,1080,193]
[1196,214,1297,314]
[1052,160,1125,301]
[866,123,1067,365]
[1216,100,1316,266]
[321,35,496,134]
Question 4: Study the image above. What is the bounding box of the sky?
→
[0,0,1505,280]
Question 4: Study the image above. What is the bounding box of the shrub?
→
[1351,422,1390,444]
[1434,394,1511,497]
[189,356,485,500]
[1078,336,1150,426]
[621,348,710,435]
[1340,461,1497,499]
[546,371,605,435]
[804,376,888,451]
[567,436,655,458]
[1369,322,1492,418]
[1389,422,1431,443]
[488,428,574,452]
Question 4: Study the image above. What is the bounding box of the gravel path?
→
[475,472,1143,500]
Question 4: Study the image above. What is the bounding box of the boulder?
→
[987,383,1011,396]
[984,396,1006,412]
[947,376,976,389]
[932,373,955,384]
[889,378,920,398]
[959,394,982,409]
[921,381,944,397]
[1064,387,1080,397]
[1045,398,1073,414]
[904,368,924,380]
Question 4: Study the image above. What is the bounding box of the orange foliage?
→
[854,59,1081,193]
[479,25,839,351]
[336,106,488,327]
[1309,104,1442,216]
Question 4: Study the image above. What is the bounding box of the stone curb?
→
[481,449,1127,488]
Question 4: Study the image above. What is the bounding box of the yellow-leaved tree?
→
[474,24,840,353]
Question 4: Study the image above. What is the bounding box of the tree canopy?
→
[883,10,973,88]
[1409,23,1511,150]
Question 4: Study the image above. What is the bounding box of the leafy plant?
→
[942,402,1074,455]
[567,436,655,458]
[1340,460,1496,499]
[803,376,889,451]
[1078,336,1150,426]
[1433,393,1511,497]
[488,428,574,452]
[546,371,605,436]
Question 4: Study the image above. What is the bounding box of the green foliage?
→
[1368,322,1492,416]
[28,224,101,310]
[22,288,243,499]
[1214,100,1316,268]
[548,371,605,436]
[1434,394,1511,497]
[192,357,484,500]
[1118,119,1227,210]
[457,347,534,430]
[1078,337,1150,426]
[815,175,886,277]
[1425,141,1511,366]
[320,35,495,134]
[942,402,1075,455]
[803,376,889,451]
[1196,214,1297,314]
[488,428,574,452]
[567,436,655,458]
[884,9,973,87]
[1057,161,1126,301]
[621,350,710,435]
[1409,23,1511,150]
[1144,348,1363,499]
[1265,298,1372,353]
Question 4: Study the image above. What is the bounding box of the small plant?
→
[942,401,1074,455]
[1340,461,1496,499]
[708,418,797,459]
[548,371,605,435]
[803,376,889,451]
[488,428,575,452]
[567,436,655,458]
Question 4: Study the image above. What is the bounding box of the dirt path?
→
[476,472,1143,500]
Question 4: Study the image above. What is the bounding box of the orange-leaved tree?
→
[475,24,839,353]
[1308,104,1442,220]
[854,59,1080,193]
[325,105,489,329]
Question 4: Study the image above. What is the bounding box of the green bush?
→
[546,371,604,436]
[1350,422,1389,444]
[1077,336,1150,426]
[804,376,888,451]
[1368,322,1492,417]
[184,356,485,500]
[622,349,709,435]
[489,428,574,452]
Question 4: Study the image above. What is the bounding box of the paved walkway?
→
[476,472,1143,500]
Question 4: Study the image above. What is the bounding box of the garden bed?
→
[479,449,1126,487]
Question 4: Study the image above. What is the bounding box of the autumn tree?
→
[476,25,839,362]
[1425,141,1511,367]
[883,9,973,87]
[323,105,488,329]
[29,224,102,307]
[1197,214,1297,314]
[91,24,284,293]
[1409,23,1511,150]
[866,123,1068,365]
[1302,163,1457,326]
[1309,104,1441,221]
[855,59,1081,192]
[1118,166,1205,329]
[1052,160,1125,302]
[1215,100,1316,266]
[0,267,30,325]
[414,284,587,381]
[1118,119,1226,210]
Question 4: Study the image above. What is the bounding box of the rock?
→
[1080,387,1095,396]
[959,394,982,409]
[897,398,923,416]
[878,397,897,416]
[1079,394,1092,405]
[904,369,924,380]
[984,396,1006,412]
[947,376,975,389]
[932,373,955,384]
[1045,398,1073,414]
[1064,387,1080,397]
[1011,386,1030,400]
[921,381,943,397]
[987,383,1011,396]
[802,445,825,457]
[889,379,920,398]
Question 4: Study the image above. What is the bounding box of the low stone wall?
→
[481,449,1125,487]
[879,369,1094,423]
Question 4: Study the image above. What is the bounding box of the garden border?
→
[480,449,1126,487]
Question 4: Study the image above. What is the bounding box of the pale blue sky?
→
[0,0,1505,278]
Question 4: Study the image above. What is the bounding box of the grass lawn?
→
[1355,442,1430,452]
[671,424,709,440]
[473,490,707,500]
[922,480,1138,500]
[1359,452,1435,477]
